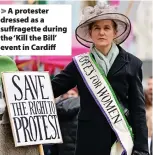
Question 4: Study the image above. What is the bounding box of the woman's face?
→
[90,20,117,48]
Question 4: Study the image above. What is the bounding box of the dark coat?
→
[52,45,149,155]
[53,97,80,155]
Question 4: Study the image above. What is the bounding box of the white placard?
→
[2,71,63,147]
[0,5,72,56]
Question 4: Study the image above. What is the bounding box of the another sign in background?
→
[2,71,62,147]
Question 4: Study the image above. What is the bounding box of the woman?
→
[52,3,149,155]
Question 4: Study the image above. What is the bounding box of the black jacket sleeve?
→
[51,61,77,98]
[128,62,149,153]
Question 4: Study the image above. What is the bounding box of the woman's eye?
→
[105,27,110,30]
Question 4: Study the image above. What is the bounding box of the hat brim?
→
[75,13,131,48]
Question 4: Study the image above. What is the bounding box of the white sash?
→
[73,53,134,155]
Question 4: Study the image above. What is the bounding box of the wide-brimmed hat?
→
[75,2,131,48]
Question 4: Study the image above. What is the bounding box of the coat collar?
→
[107,45,129,78]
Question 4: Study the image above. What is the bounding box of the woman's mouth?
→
[98,38,106,40]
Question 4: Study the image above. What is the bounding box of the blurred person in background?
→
[44,88,79,155]
[145,76,152,104]
[51,88,79,155]
[61,88,79,100]
[51,2,149,155]
[0,56,39,155]
[145,76,152,154]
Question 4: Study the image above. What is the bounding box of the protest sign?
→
[2,71,62,147]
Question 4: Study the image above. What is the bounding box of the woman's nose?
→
[99,29,105,35]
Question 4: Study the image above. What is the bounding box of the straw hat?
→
[75,2,131,48]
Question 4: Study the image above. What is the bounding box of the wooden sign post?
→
[2,71,62,150]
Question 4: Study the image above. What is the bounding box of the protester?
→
[51,96,80,155]
[145,76,152,154]
[0,56,39,155]
[44,88,79,155]
[61,88,79,100]
[51,2,149,155]
[145,76,152,104]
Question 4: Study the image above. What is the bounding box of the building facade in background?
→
[134,0,152,61]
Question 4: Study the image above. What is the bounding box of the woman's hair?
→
[89,20,117,31]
